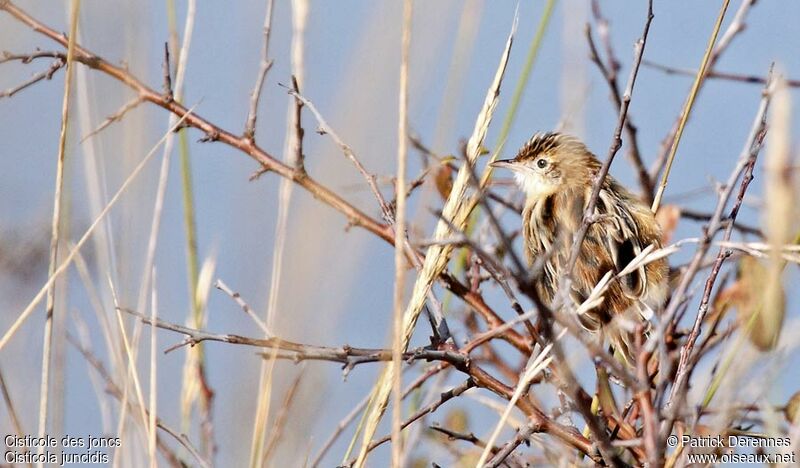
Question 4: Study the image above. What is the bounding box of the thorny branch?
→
[117,304,596,459]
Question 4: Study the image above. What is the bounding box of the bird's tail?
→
[605,305,659,374]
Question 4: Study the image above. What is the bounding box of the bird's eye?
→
[536,159,547,169]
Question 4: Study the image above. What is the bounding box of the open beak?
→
[490,159,516,170]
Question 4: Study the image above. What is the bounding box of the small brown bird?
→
[492,132,668,362]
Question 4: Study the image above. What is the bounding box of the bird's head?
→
[491,132,598,201]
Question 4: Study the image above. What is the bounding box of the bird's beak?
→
[490,159,517,170]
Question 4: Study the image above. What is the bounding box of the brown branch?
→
[0,0,393,243]
[119,304,595,460]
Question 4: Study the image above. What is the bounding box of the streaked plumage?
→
[493,132,668,362]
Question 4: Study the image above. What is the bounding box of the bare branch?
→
[0,58,64,98]
[66,333,208,468]
[243,0,275,142]
[80,96,144,143]
[162,42,173,102]
[644,60,800,88]
[364,378,476,454]
[486,421,536,468]
[587,1,653,200]
[660,69,774,442]
[564,0,654,303]
[283,86,395,224]
[214,279,270,336]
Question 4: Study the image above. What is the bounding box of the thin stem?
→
[38,3,79,463]
[392,0,412,465]
[651,0,732,212]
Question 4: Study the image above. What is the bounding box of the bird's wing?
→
[596,189,647,299]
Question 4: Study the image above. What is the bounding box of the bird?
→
[491,132,668,363]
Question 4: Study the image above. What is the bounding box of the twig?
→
[644,60,800,88]
[564,0,654,302]
[290,75,305,171]
[156,426,211,468]
[118,304,468,368]
[0,58,64,98]
[661,69,774,440]
[587,0,653,200]
[429,424,489,450]
[0,49,63,63]
[80,96,144,142]
[363,378,476,455]
[66,333,208,468]
[162,42,173,102]
[486,421,536,468]
[651,0,753,210]
[243,0,275,142]
[309,364,448,467]
[214,279,271,336]
[283,86,395,224]
[262,366,305,464]
[680,208,762,237]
